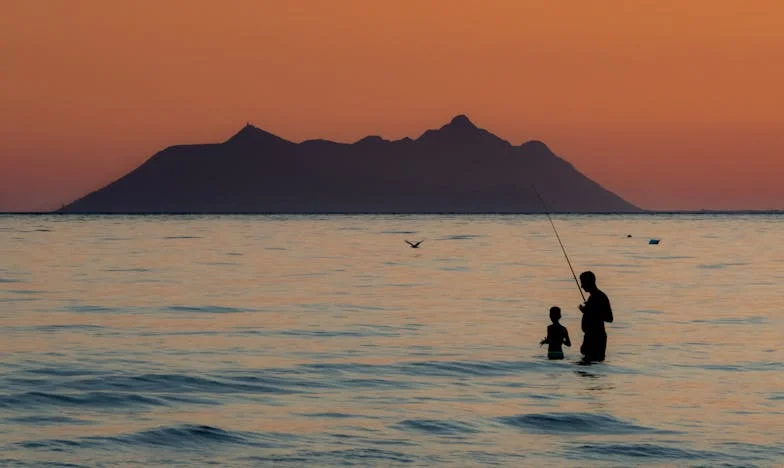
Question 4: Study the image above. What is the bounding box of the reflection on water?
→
[574,368,616,394]
[0,214,782,466]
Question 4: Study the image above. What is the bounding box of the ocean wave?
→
[6,415,94,425]
[137,330,219,337]
[21,324,105,333]
[457,450,528,465]
[399,359,545,377]
[334,303,387,312]
[220,372,332,391]
[572,442,717,460]
[278,329,387,338]
[298,412,362,418]
[230,366,396,392]
[0,391,169,409]
[68,305,116,313]
[110,424,254,447]
[394,418,479,435]
[635,309,664,315]
[104,267,152,272]
[697,262,750,269]
[288,448,414,465]
[0,297,37,303]
[63,373,301,395]
[0,460,88,468]
[441,234,482,240]
[18,424,287,451]
[240,448,422,466]
[296,359,550,380]
[381,281,426,288]
[340,378,418,390]
[23,367,102,377]
[690,316,767,325]
[718,441,784,459]
[629,255,695,260]
[168,305,246,313]
[673,361,782,372]
[497,412,675,435]
[6,414,97,426]
[274,324,415,338]
[196,261,240,266]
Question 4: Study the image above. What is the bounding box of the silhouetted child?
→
[539,306,571,360]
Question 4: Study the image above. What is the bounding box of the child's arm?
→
[540,328,549,346]
[563,328,571,347]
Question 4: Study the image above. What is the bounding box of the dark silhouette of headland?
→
[58,115,642,213]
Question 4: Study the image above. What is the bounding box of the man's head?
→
[579,271,597,292]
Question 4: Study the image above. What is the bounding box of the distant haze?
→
[2,1,783,211]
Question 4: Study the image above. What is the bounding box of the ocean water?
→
[0,214,781,467]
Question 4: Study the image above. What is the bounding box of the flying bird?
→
[405,240,424,248]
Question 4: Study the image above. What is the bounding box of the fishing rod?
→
[531,185,585,303]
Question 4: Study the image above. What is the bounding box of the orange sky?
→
[2,0,783,211]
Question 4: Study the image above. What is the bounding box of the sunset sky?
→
[2,0,783,211]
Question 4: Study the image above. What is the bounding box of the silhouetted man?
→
[578,271,613,362]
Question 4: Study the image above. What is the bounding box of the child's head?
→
[549,306,561,322]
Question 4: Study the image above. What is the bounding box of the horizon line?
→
[2,210,783,216]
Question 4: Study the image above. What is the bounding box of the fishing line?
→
[531,185,585,303]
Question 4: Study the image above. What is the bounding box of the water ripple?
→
[5,415,94,425]
[18,425,291,450]
[394,419,479,435]
[168,305,246,314]
[0,460,88,468]
[64,373,304,395]
[292,448,415,465]
[571,443,718,460]
[497,412,675,434]
[0,391,170,409]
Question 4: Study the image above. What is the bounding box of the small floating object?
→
[649,239,660,245]
[626,234,632,238]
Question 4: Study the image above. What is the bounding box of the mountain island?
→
[59,115,641,213]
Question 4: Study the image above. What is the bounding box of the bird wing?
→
[405,240,414,247]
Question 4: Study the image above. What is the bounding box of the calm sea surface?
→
[0,214,782,467]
